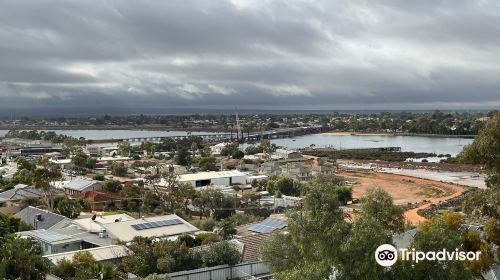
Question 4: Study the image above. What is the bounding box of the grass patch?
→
[349,172,375,178]
[417,186,444,197]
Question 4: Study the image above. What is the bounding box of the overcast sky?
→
[1,0,499,114]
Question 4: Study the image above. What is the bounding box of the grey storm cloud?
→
[1,0,500,112]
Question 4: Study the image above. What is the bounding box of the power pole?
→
[235,106,242,143]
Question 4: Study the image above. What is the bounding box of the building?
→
[210,143,227,156]
[259,162,282,176]
[175,170,248,187]
[19,213,200,257]
[19,229,82,255]
[75,191,122,211]
[102,214,200,242]
[45,245,131,265]
[15,206,71,230]
[62,179,103,196]
[0,184,64,209]
[283,163,312,181]
[72,214,134,234]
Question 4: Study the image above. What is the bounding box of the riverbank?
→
[322,131,476,138]
[338,160,487,189]
[0,125,232,133]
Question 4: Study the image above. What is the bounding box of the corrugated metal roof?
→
[45,245,131,264]
[15,206,71,230]
[177,170,247,182]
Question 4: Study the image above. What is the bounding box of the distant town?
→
[0,111,498,279]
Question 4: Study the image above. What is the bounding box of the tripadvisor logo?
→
[374,244,482,267]
[375,244,398,267]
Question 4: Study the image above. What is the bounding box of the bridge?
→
[87,126,324,144]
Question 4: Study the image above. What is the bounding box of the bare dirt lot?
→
[340,171,466,225]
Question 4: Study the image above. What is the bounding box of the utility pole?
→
[235,106,242,143]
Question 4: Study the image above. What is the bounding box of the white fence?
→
[168,261,270,280]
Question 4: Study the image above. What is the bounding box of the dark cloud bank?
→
[0,0,499,115]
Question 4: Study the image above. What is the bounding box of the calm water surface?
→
[0,130,472,156]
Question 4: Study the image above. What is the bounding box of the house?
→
[63,179,103,196]
[15,206,71,230]
[174,170,248,187]
[237,216,288,237]
[0,185,64,209]
[283,163,312,181]
[312,163,334,176]
[234,233,273,262]
[75,191,122,211]
[246,175,268,184]
[101,214,200,242]
[210,143,227,156]
[259,162,282,176]
[45,245,131,265]
[72,213,134,233]
[18,229,82,255]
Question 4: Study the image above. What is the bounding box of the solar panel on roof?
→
[248,219,287,234]
[131,218,184,231]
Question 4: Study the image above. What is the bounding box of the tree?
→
[103,180,122,193]
[57,199,84,219]
[231,150,244,159]
[0,213,21,244]
[33,157,63,211]
[200,241,241,267]
[117,141,133,157]
[109,162,128,176]
[220,142,239,157]
[392,217,475,280]
[360,188,405,233]
[260,138,277,159]
[72,150,97,170]
[122,237,196,277]
[0,236,51,280]
[198,157,218,171]
[141,141,158,158]
[216,220,237,240]
[53,251,116,280]
[458,111,499,188]
[175,142,192,166]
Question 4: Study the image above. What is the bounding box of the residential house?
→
[283,163,312,181]
[15,206,71,230]
[63,179,103,196]
[259,161,282,176]
[102,214,200,242]
[45,245,131,265]
[19,229,82,255]
[75,191,122,211]
[0,184,64,213]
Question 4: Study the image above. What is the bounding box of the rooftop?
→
[0,186,63,203]
[177,170,247,182]
[15,206,71,230]
[45,245,131,264]
[20,229,81,245]
[102,214,199,242]
[72,213,134,233]
[63,179,101,191]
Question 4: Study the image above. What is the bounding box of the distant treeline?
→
[1,110,496,135]
[304,150,442,162]
[4,130,83,143]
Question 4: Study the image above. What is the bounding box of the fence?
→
[168,261,270,280]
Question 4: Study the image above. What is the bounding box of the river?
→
[0,129,473,156]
